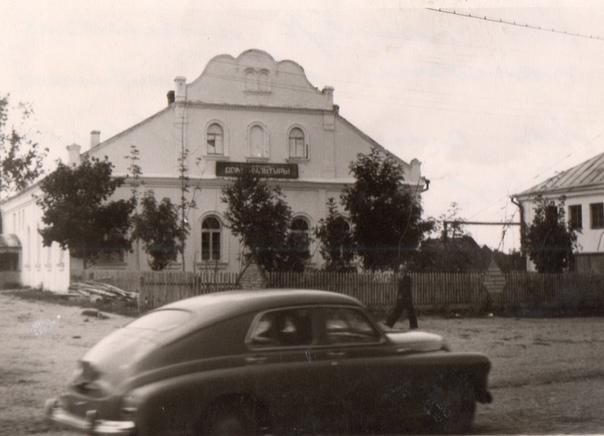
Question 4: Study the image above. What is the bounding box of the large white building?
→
[0,49,428,291]
[513,151,604,272]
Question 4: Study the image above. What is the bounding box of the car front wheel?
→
[423,380,476,434]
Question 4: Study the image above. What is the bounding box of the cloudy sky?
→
[3,0,604,250]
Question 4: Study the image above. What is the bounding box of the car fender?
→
[124,365,258,435]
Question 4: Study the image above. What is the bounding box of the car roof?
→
[156,289,363,327]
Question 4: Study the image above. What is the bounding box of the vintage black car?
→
[45,289,492,435]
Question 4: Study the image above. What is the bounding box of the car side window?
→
[249,308,314,348]
[323,307,380,344]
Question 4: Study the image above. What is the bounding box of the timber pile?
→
[69,281,137,301]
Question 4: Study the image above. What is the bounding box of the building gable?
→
[185,49,334,110]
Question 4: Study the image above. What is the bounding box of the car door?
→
[317,306,404,433]
[243,307,336,434]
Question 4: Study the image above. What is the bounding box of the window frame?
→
[246,307,317,350]
[246,122,269,161]
[96,250,126,266]
[206,123,224,156]
[590,203,604,229]
[243,68,272,93]
[319,306,383,346]
[291,216,312,257]
[569,204,583,230]
[201,215,222,262]
[288,126,308,160]
[204,120,228,158]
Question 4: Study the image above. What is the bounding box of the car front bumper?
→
[45,398,136,435]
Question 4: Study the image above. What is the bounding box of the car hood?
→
[385,330,447,352]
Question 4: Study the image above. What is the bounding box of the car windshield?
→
[127,309,192,332]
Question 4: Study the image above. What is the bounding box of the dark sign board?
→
[216,161,299,179]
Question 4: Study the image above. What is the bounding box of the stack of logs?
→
[69,281,137,302]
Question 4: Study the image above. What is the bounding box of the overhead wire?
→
[426,8,604,41]
[183,12,602,244]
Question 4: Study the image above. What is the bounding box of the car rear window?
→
[126,309,192,332]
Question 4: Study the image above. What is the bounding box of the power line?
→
[427,8,604,41]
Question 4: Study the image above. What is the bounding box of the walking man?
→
[384,263,418,329]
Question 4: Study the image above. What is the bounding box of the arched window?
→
[291,217,311,252]
[244,69,256,91]
[333,216,352,258]
[206,123,224,155]
[249,125,267,158]
[289,127,306,159]
[258,69,270,92]
[202,216,222,261]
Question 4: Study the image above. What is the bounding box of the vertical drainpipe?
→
[174,76,188,271]
[510,196,525,256]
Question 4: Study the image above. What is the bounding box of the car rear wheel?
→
[197,401,259,435]
[423,379,476,434]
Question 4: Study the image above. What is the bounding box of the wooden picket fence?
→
[79,270,604,314]
[504,271,604,308]
[267,271,487,309]
[267,270,399,305]
[81,270,240,311]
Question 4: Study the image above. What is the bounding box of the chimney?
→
[167,90,175,105]
[408,158,422,184]
[322,86,334,105]
[66,144,81,166]
[174,76,187,102]
[90,130,100,149]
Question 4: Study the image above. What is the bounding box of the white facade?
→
[1,183,70,291]
[1,49,427,291]
[513,152,604,272]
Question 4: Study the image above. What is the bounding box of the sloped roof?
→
[516,151,604,198]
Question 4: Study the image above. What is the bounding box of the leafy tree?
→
[36,156,134,269]
[492,248,526,273]
[123,146,185,271]
[417,235,486,273]
[0,94,48,231]
[125,145,144,204]
[132,191,184,270]
[175,143,200,270]
[525,195,577,273]
[314,198,355,271]
[341,148,433,271]
[437,202,468,240]
[221,170,309,272]
[281,231,311,273]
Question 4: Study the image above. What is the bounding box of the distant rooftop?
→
[515,152,604,198]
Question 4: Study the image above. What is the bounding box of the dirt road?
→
[1,291,603,435]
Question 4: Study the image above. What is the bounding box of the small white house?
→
[0,49,428,291]
[512,152,604,272]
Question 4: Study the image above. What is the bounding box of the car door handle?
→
[328,351,346,358]
[245,356,268,364]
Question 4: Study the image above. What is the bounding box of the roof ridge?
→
[515,150,604,197]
